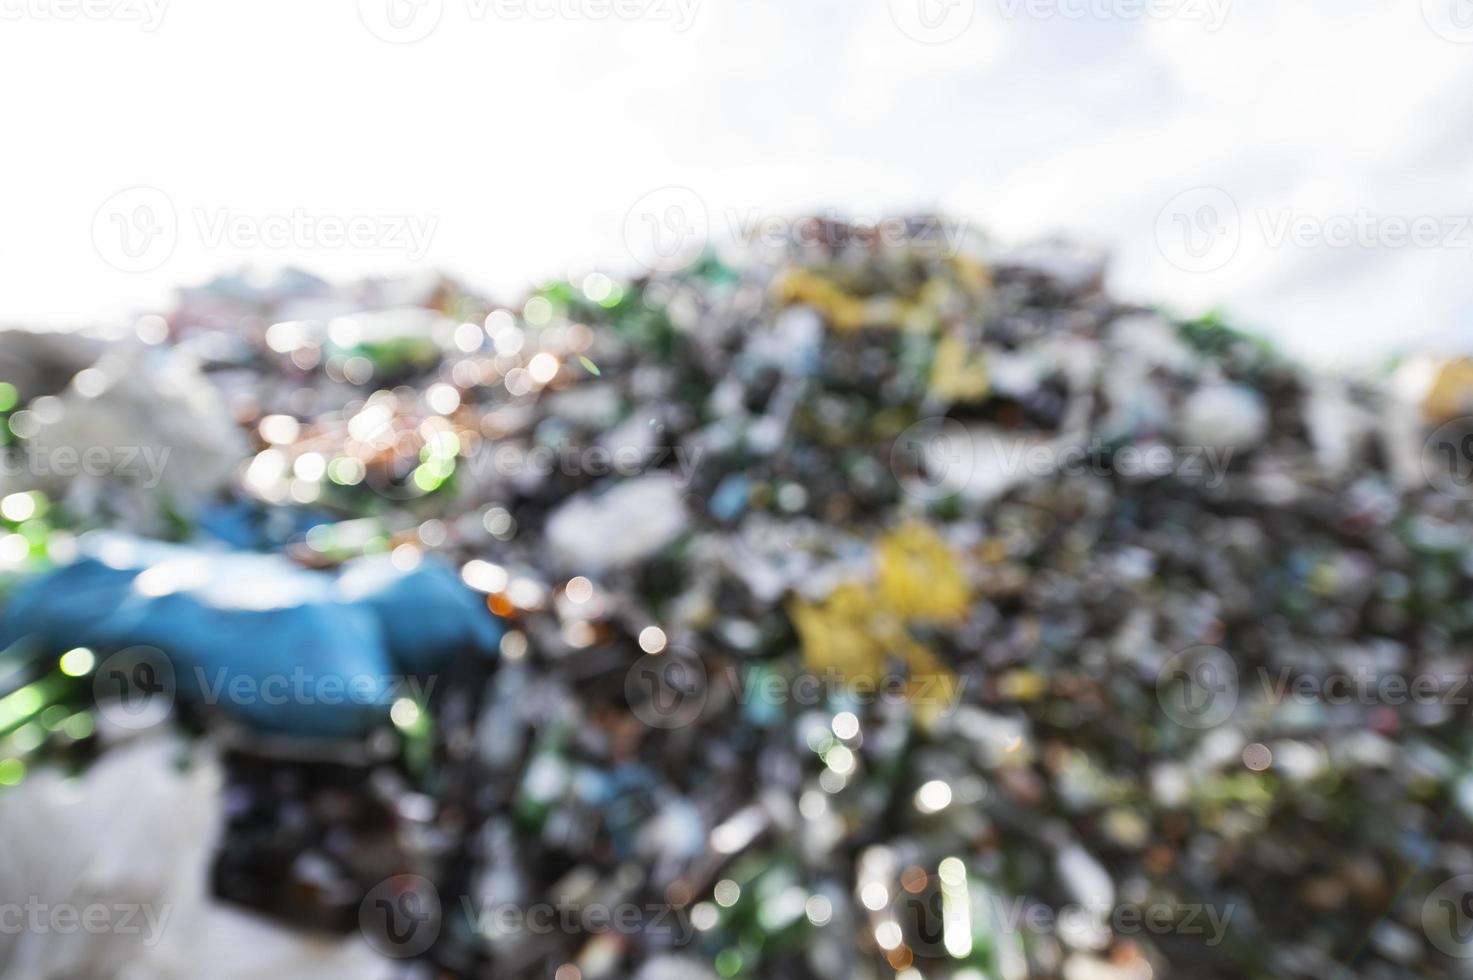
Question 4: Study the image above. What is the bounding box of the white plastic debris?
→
[10,345,244,522]
[544,474,689,572]
[0,329,104,402]
[1055,843,1115,915]
[0,735,392,980]
[1179,383,1269,453]
[635,956,719,980]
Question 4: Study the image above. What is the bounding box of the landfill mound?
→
[2,216,1472,979]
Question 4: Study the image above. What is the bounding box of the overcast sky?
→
[3,0,1472,365]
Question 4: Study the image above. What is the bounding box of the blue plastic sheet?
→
[0,534,501,737]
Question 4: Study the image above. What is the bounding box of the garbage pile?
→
[3,217,1473,979]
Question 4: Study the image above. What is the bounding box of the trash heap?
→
[3,217,1473,979]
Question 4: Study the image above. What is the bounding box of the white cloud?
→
[3,0,1472,363]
